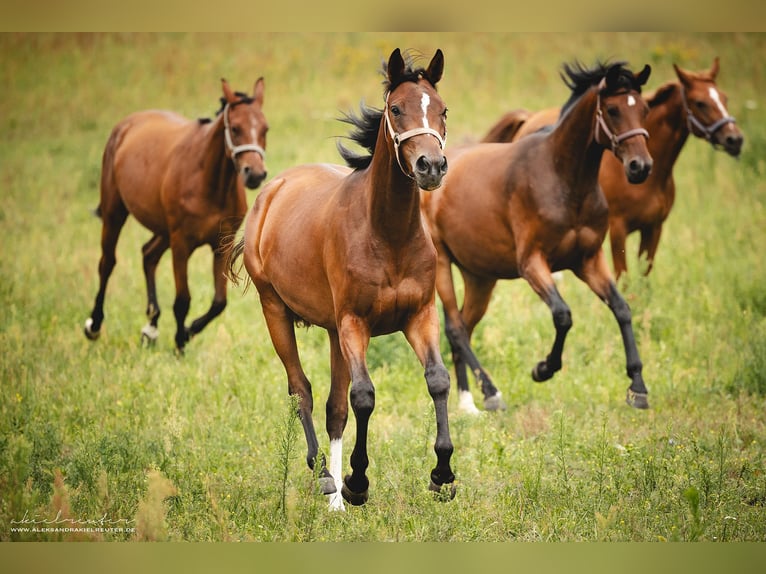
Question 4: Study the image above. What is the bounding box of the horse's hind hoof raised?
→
[484,392,507,412]
[84,318,100,341]
[429,480,457,501]
[531,360,555,382]
[341,475,369,506]
[626,390,650,409]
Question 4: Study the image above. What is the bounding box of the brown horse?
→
[422,61,653,414]
[229,49,454,511]
[483,58,744,279]
[84,78,268,352]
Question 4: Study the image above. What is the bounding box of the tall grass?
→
[1,32,765,541]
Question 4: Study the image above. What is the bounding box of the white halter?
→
[595,79,649,152]
[223,102,266,160]
[383,92,446,178]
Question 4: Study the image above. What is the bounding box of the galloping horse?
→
[422,61,653,414]
[229,49,454,510]
[84,78,268,352]
[483,58,744,279]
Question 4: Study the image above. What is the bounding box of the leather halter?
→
[679,85,737,143]
[223,102,266,160]
[594,79,649,152]
[383,92,446,179]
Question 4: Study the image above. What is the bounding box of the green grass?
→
[1,32,765,542]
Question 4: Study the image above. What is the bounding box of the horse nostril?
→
[629,159,641,173]
[440,156,448,174]
[416,156,430,173]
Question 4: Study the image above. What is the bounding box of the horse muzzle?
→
[624,156,652,184]
[414,154,448,192]
[241,165,267,189]
[716,129,744,158]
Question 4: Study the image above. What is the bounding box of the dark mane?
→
[196,91,253,125]
[646,81,679,108]
[337,50,438,170]
[559,60,641,116]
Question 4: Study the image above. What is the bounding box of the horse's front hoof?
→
[429,480,457,501]
[531,361,554,382]
[484,392,507,412]
[141,324,159,346]
[626,389,650,409]
[84,318,100,341]
[318,475,337,495]
[341,475,369,506]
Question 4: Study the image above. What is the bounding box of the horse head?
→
[674,57,744,157]
[384,48,448,191]
[221,77,268,189]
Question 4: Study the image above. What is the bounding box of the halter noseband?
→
[223,102,266,160]
[595,79,649,152]
[679,85,737,143]
[384,92,446,179]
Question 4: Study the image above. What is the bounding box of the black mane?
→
[559,60,641,116]
[337,50,438,170]
[198,91,253,125]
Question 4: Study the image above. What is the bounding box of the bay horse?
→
[482,57,744,279]
[228,49,454,511]
[422,61,653,414]
[84,78,268,352]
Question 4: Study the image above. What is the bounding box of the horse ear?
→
[387,48,405,85]
[673,63,693,88]
[221,78,237,103]
[709,56,720,80]
[253,77,265,106]
[635,64,651,87]
[427,49,444,86]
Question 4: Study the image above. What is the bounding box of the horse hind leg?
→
[140,234,169,345]
[85,198,129,340]
[186,249,228,341]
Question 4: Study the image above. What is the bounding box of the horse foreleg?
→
[170,240,192,353]
[325,329,351,511]
[141,234,169,344]
[187,249,228,339]
[258,284,322,474]
[523,253,571,382]
[338,314,373,506]
[609,218,630,281]
[638,224,663,276]
[405,305,456,500]
[85,202,128,340]
[578,251,649,409]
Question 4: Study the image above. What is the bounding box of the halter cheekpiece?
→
[383,92,446,179]
[223,101,266,160]
[594,78,649,151]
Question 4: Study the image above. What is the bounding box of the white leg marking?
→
[420,92,431,129]
[709,87,730,117]
[458,390,481,415]
[141,323,159,341]
[327,438,345,511]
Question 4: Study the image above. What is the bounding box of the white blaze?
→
[421,92,431,129]
[627,95,636,107]
[709,87,730,117]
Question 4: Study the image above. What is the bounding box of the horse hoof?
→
[531,361,553,382]
[318,475,337,495]
[483,393,507,412]
[140,324,159,346]
[626,390,650,409]
[457,390,481,415]
[84,318,100,341]
[341,475,369,506]
[429,480,457,501]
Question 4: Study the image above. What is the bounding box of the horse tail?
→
[224,234,248,288]
[480,109,531,143]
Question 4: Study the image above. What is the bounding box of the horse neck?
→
[550,88,605,192]
[363,122,425,247]
[202,115,239,203]
[644,83,691,182]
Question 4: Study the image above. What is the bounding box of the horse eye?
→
[442,108,448,119]
[391,105,401,117]
[695,100,707,110]
[607,106,620,119]
[231,126,241,136]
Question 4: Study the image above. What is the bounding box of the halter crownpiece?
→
[223,102,266,160]
[384,92,446,179]
[595,79,649,151]
[679,85,737,143]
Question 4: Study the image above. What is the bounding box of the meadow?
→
[1,32,765,542]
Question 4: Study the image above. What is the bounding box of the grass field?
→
[1,32,765,542]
